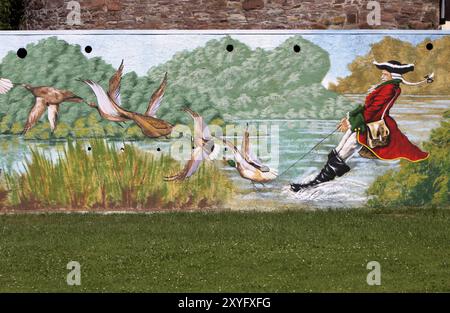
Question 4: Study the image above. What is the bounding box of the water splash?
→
[283,174,369,208]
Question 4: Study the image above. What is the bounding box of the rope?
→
[277,127,339,178]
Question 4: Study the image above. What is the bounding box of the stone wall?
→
[22,0,440,30]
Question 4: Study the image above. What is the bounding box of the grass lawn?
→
[0,209,449,292]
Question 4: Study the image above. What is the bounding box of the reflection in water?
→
[0,97,448,209]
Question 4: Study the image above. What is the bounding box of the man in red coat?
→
[291,60,433,192]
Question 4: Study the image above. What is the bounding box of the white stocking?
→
[336,131,361,161]
[335,129,352,153]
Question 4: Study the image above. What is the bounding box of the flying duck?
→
[164,108,217,181]
[81,60,173,138]
[0,78,83,134]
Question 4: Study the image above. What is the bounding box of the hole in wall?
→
[226,44,234,52]
[293,45,301,53]
[426,43,433,50]
[17,48,27,59]
[85,46,93,53]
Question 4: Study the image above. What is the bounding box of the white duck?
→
[164,107,217,181]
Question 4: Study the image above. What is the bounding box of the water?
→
[0,96,448,209]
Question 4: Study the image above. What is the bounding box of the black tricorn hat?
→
[373,60,414,74]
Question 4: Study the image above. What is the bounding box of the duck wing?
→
[82,79,126,118]
[129,113,173,131]
[144,72,167,117]
[47,104,59,132]
[183,107,212,147]
[241,128,270,172]
[0,78,13,94]
[223,139,245,164]
[164,146,205,181]
[108,59,124,105]
[23,97,47,134]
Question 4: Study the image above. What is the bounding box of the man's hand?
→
[337,118,350,132]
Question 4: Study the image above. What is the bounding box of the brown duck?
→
[0,78,83,134]
[81,60,173,138]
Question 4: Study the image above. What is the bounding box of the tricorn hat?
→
[373,60,414,74]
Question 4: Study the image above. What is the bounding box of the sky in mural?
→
[0,32,446,87]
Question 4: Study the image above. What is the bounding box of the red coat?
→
[357,81,429,162]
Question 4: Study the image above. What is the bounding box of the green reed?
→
[3,139,234,210]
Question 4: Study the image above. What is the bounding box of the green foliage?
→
[125,125,144,140]
[0,114,12,133]
[0,36,352,140]
[147,35,353,120]
[368,111,450,208]
[3,139,234,210]
[330,36,450,95]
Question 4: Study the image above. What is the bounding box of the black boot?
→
[290,153,350,192]
[328,149,338,160]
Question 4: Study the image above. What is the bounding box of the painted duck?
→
[223,124,278,184]
[0,78,83,134]
[164,108,217,181]
[82,61,128,123]
[81,60,173,138]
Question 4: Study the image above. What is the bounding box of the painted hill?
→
[146,35,353,120]
[329,36,450,95]
[0,36,353,139]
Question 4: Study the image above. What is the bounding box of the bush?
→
[367,111,450,208]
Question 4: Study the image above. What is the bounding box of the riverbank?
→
[0,208,448,292]
[0,139,234,211]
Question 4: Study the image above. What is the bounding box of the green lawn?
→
[0,209,449,292]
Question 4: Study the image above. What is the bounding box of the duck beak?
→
[219,157,228,165]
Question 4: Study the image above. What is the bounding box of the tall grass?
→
[0,178,7,208]
[3,140,234,210]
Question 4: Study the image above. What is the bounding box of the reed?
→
[3,139,234,210]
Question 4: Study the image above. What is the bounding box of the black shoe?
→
[290,152,350,192]
[290,163,334,192]
[290,180,321,192]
